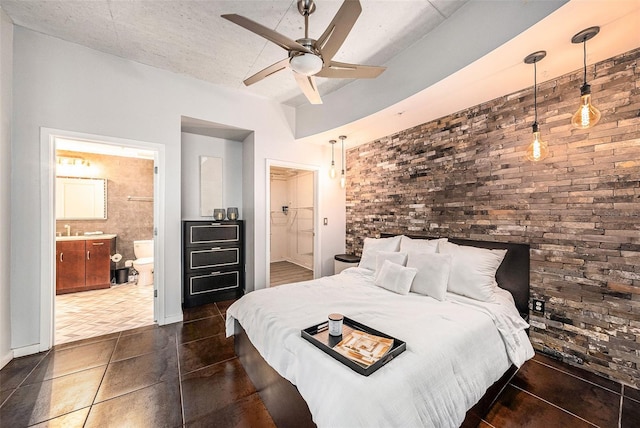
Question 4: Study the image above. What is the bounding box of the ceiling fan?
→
[222,0,386,105]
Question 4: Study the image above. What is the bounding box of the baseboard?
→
[0,349,13,370]
[12,343,43,358]
[159,313,183,326]
[283,258,313,271]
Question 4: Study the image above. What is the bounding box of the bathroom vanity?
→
[182,220,244,307]
[55,235,116,294]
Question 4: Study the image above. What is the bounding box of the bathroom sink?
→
[56,234,117,241]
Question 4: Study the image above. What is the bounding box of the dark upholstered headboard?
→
[380,234,530,319]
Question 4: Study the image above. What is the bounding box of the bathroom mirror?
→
[200,156,223,217]
[56,177,107,220]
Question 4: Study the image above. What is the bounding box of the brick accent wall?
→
[345,48,640,387]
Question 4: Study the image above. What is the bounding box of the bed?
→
[225,235,534,427]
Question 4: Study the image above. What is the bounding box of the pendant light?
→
[524,51,549,162]
[571,26,601,129]
[339,135,346,189]
[329,140,337,179]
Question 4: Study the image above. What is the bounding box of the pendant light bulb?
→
[340,174,346,189]
[329,140,337,179]
[571,84,601,129]
[523,51,548,162]
[526,124,549,162]
[571,27,601,129]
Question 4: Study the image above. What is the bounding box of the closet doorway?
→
[268,164,318,287]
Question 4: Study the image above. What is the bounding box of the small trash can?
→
[334,254,361,275]
[115,267,129,284]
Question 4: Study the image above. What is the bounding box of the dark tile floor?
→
[0,300,638,427]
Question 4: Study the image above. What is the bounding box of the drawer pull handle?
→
[211,247,222,250]
[92,242,104,246]
[60,252,64,262]
[210,223,221,226]
[87,251,90,260]
[210,271,221,276]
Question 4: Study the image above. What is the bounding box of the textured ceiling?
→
[4,1,638,148]
[0,0,468,106]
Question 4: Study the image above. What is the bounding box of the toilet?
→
[132,240,154,286]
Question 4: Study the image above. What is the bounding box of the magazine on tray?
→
[334,330,394,368]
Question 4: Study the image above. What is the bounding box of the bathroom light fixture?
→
[329,140,337,179]
[56,156,90,167]
[524,51,549,162]
[571,26,601,129]
[339,135,346,189]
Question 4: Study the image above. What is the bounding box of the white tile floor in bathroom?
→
[54,282,154,345]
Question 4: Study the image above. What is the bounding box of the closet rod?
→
[127,196,153,202]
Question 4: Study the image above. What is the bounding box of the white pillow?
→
[400,236,447,254]
[374,260,417,295]
[375,251,408,279]
[407,252,452,301]
[358,236,402,271]
[438,241,507,302]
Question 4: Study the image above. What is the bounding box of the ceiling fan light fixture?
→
[290,53,323,76]
[223,0,385,104]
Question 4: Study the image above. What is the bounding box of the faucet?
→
[64,224,71,236]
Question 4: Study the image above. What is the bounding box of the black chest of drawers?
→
[182,220,244,307]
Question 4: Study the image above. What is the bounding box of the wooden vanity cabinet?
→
[56,237,115,294]
[55,240,86,293]
[85,239,113,289]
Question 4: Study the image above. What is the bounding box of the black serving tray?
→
[301,316,406,376]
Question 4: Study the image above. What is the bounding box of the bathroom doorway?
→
[51,136,158,345]
[267,162,319,287]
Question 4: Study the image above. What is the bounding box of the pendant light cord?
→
[533,60,538,125]
[583,40,587,85]
[341,138,345,174]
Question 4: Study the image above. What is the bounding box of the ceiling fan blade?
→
[316,0,362,62]
[221,14,312,54]
[244,58,290,86]
[293,73,322,104]
[316,61,386,79]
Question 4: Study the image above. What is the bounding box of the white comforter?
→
[225,268,534,428]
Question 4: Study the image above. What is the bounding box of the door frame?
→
[39,127,165,351]
[265,159,320,287]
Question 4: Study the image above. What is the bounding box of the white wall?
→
[181,132,243,220]
[242,133,256,293]
[0,8,13,368]
[10,27,345,352]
